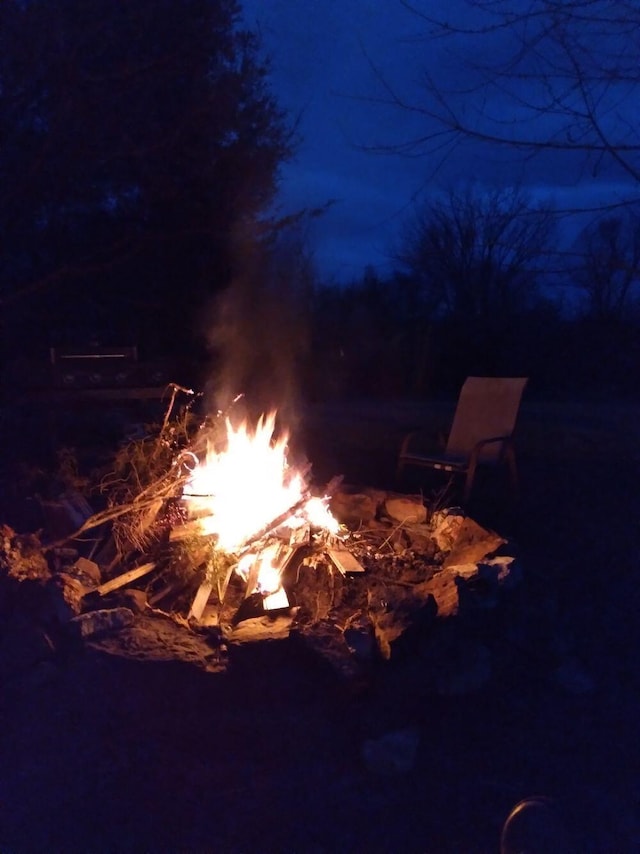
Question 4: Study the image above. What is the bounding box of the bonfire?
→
[24,384,516,681]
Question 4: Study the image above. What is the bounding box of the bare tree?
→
[395,185,554,323]
[374,1,640,204]
[392,184,555,378]
[574,213,640,320]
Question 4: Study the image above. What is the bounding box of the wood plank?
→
[94,562,156,596]
[188,581,214,620]
[263,587,290,611]
[327,548,366,575]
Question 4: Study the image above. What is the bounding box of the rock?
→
[329,489,378,526]
[50,572,88,621]
[430,510,466,552]
[297,620,371,687]
[343,614,376,663]
[482,555,519,586]
[0,525,50,582]
[85,613,226,672]
[119,588,148,614]
[72,556,102,586]
[420,569,459,618]
[384,494,428,525]
[404,523,437,557]
[49,547,80,571]
[362,727,420,775]
[442,517,506,568]
[71,607,135,639]
[368,585,438,659]
[447,556,520,611]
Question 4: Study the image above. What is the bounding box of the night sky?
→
[242,0,639,283]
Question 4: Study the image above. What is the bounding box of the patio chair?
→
[397,376,528,503]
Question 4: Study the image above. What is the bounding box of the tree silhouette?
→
[370,1,639,206]
[394,185,554,380]
[574,213,640,322]
[0,0,292,368]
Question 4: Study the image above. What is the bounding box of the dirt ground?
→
[1,397,639,853]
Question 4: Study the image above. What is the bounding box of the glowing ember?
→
[182,412,339,558]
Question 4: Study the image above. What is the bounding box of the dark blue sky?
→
[242,0,639,283]
[242,0,430,281]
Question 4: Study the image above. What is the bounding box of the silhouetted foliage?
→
[574,213,640,323]
[354,1,640,400]
[388,1,640,200]
[0,0,292,374]
[393,186,554,384]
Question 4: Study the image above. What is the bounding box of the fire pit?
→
[0,394,520,693]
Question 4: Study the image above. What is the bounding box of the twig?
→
[158,383,196,439]
[378,518,412,553]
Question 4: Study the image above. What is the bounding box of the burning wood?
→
[172,410,345,622]
[236,496,310,552]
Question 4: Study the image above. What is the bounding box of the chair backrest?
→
[446,376,528,462]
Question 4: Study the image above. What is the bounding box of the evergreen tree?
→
[0,0,292,369]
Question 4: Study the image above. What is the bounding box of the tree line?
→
[308,186,640,400]
[312,0,640,400]
[1,0,638,404]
